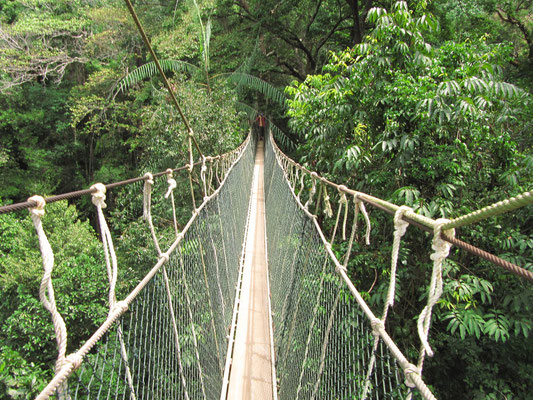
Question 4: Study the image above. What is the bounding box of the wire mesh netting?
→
[51,134,257,399]
[264,133,409,400]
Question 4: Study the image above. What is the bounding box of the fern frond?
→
[118,60,201,93]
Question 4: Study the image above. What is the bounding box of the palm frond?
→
[118,60,201,93]
[227,72,287,107]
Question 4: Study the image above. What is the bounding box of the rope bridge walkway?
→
[1,2,532,398]
[0,129,531,400]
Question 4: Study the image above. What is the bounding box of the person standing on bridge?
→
[255,113,266,141]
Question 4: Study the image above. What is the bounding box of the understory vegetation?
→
[0,0,531,398]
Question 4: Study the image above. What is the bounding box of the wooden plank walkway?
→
[226,139,275,400]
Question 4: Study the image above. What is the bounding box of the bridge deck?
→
[226,139,275,399]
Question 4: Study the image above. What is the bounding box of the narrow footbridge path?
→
[226,139,275,399]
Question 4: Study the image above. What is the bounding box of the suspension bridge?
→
[1,0,532,397]
[1,128,531,400]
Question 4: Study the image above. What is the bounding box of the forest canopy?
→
[0,0,532,398]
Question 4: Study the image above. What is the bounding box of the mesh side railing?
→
[264,133,407,400]
[44,133,257,400]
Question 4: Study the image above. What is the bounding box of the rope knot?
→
[370,318,384,335]
[431,218,454,262]
[90,183,107,208]
[165,177,177,199]
[335,262,347,273]
[114,300,129,314]
[143,172,154,186]
[310,171,318,178]
[160,252,170,263]
[394,206,412,237]
[66,353,83,370]
[403,364,420,388]
[323,187,333,218]
[28,195,46,217]
[338,185,348,195]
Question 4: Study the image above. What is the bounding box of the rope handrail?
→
[0,162,201,215]
[441,191,532,230]
[269,134,533,283]
[0,134,251,216]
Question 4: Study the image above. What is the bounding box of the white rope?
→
[417,218,455,357]
[356,197,371,245]
[143,172,154,221]
[342,195,360,268]
[90,183,137,400]
[91,183,118,310]
[297,170,305,200]
[323,185,333,218]
[28,195,69,398]
[338,186,349,240]
[361,205,411,400]
[387,206,411,310]
[164,168,179,238]
[143,173,162,256]
[201,155,208,197]
[164,169,177,199]
[304,171,318,209]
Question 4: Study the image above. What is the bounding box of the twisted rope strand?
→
[28,196,69,398]
[90,184,137,400]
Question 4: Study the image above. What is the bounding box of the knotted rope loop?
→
[159,252,170,263]
[370,318,384,335]
[323,185,333,217]
[335,262,347,273]
[28,194,46,217]
[354,196,371,245]
[143,173,154,221]
[90,183,107,208]
[417,218,455,358]
[165,169,177,199]
[304,172,318,209]
[386,205,413,310]
[200,156,208,197]
[28,195,69,382]
[337,186,349,240]
[143,172,154,185]
[394,206,411,238]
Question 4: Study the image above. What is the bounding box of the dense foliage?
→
[0,0,531,398]
[286,1,532,398]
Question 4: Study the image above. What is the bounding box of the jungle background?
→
[0,0,531,398]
